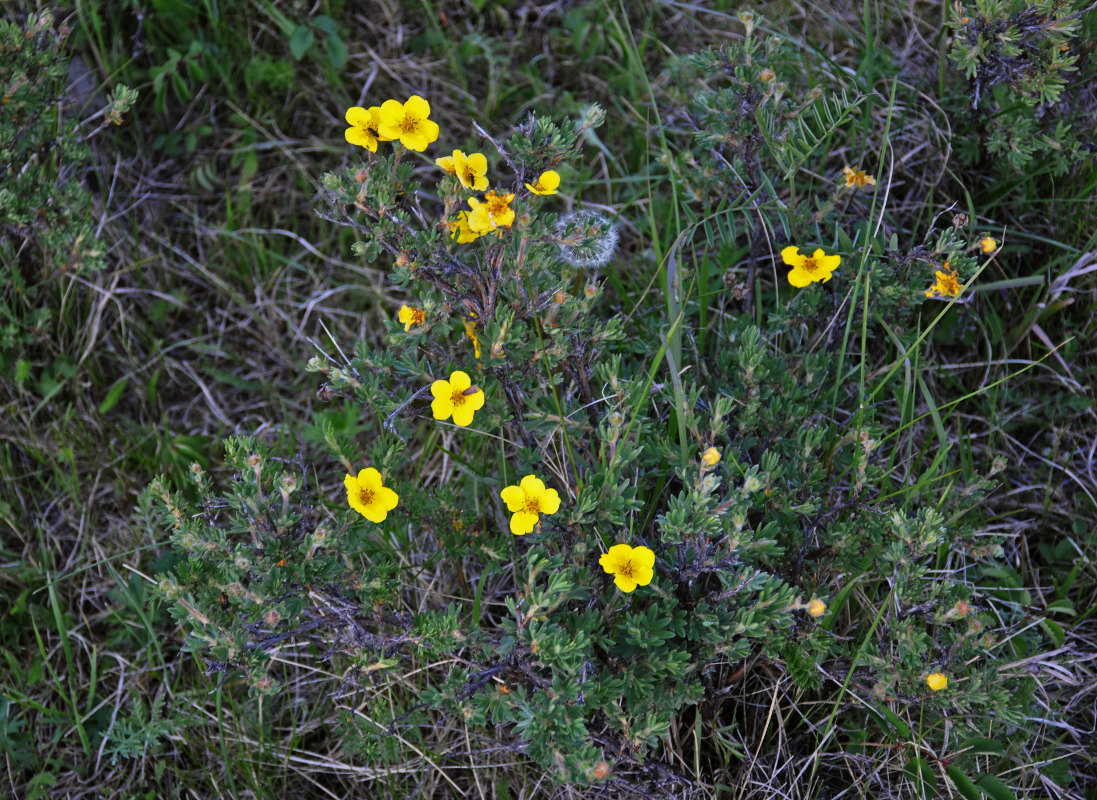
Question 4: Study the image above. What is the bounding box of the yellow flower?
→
[925,264,962,299]
[430,370,485,427]
[926,672,948,691]
[598,543,656,593]
[397,305,425,331]
[447,211,481,243]
[451,150,489,191]
[808,599,826,618]
[842,165,876,188]
[464,318,481,359]
[378,95,439,152]
[344,467,399,523]
[467,190,516,233]
[701,447,720,466]
[344,106,387,152]
[781,246,840,288]
[499,474,562,535]
[525,170,560,195]
[979,236,997,253]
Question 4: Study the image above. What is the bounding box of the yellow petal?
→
[362,502,388,523]
[430,379,451,400]
[614,574,638,592]
[451,404,475,427]
[598,552,616,573]
[377,486,399,512]
[357,467,382,491]
[379,99,404,127]
[519,475,545,499]
[539,488,561,515]
[345,127,377,151]
[419,118,439,144]
[630,545,655,573]
[448,370,471,392]
[401,132,429,152]
[404,94,430,119]
[781,246,804,267]
[467,152,487,175]
[465,389,485,412]
[431,396,453,420]
[344,473,358,491]
[510,511,538,535]
[345,106,372,127]
[788,268,813,288]
[500,485,525,513]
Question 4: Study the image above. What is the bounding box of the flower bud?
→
[926,672,948,691]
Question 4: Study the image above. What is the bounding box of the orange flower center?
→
[616,560,633,578]
[399,114,420,134]
[461,165,478,184]
[487,194,509,213]
[801,257,819,274]
[358,487,375,506]
[523,497,541,515]
[450,388,468,407]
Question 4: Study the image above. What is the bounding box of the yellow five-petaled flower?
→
[782,246,841,287]
[599,543,655,593]
[925,263,962,299]
[398,304,425,331]
[842,165,876,188]
[926,672,948,691]
[378,95,440,152]
[344,106,388,153]
[979,236,997,254]
[500,474,562,535]
[467,190,516,233]
[345,467,399,523]
[525,170,560,195]
[430,370,485,427]
[701,447,721,467]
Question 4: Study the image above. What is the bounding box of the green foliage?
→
[0,11,134,355]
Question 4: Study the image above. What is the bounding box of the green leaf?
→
[976,774,1017,800]
[958,737,1004,756]
[1039,618,1065,647]
[289,25,314,60]
[947,765,982,800]
[98,377,129,415]
[903,757,938,795]
[326,34,349,69]
[311,15,338,36]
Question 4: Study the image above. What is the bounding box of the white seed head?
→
[555,209,619,270]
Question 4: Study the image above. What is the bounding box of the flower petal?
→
[519,475,546,499]
[344,473,358,491]
[598,552,616,573]
[465,388,485,412]
[510,511,538,535]
[431,396,453,421]
[500,485,525,513]
[614,574,638,593]
[451,404,475,427]
[467,152,487,174]
[357,467,382,491]
[379,99,405,127]
[378,486,399,512]
[630,545,655,572]
[430,379,451,400]
[538,488,561,515]
[362,503,388,524]
[402,133,429,152]
[788,268,812,288]
[345,106,371,127]
[404,95,430,119]
[418,118,439,145]
[448,370,471,392]
[345,127,377,151]
[781,246,804,267]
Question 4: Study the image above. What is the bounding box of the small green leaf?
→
[947,765,982,800]
[958,737,1004,756]
[1039,618,1065,647]
[289,25,314,60]
[326,34,349,69]
[976,774,1017,800]
[311,15,338,36]
[98,377,129,415]
[903,757,938,795]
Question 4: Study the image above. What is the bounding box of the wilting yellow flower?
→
[344,106,387,152]
[525,170,560,195]
[926,672,948,691]
[397,305,425,331]
[464,318,481,359]
[782,246,840,288]
[467,190,516,233]
[842,165,876,188]
[378,95,439,151]
[598,543,656,593]
[808,599,826,618]
[447,211,481,243]
[925,264,962,299]
[430,370,485,427]
[450,150,489,191]
[344,467,399,523]
[499,474,562,535]
[979,236,997,253]
[701,447,720,466]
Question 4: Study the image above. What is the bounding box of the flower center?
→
[461,166,477,184]
[801,257,819,274]
[617,560,633,578]
[399,114,419,134]
[523,498,540,515]
[450,389,467,407]
[358,487,375,506]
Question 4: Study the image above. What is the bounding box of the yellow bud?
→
[926,672,948,691]
[808,599,826,618]
[979,236,997,253]
[701,447,721,466]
